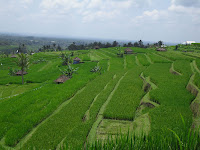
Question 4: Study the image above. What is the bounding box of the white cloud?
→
[132,9,168,25]
[168,4,200,25]
[171,0,200,7]
[39,0,151,23]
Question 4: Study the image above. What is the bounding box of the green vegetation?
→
[1,45,200,150]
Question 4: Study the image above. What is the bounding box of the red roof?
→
[54,75,69,83]
[15,70,28,75]
[124,48,133,52]
[73,57,81,61]
[157,48,166,51]
[10,55,17,58]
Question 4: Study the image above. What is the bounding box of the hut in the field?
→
[124,48,133,54]
[15,70,28,76]
[73,57,81,64]
[54,75,69,84]
[157,48,167,52]
[10,54,17,58]
[94,46,100,49]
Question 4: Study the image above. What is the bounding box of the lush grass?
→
[157,51,194,61]
[147,53,171,63]
[137,54,151,66]
[0,62,98,147]
[22,58,124,149]
[143,62,194,136]
[0,60,61,84]
[86,128,200,150]
[0,48,199,149]
[126,55,136,69]
[0,83,39,99]
[0,52,63,84]
[103,67,145,121]
[194,59,200,89]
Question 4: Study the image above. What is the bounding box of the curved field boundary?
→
[193,60,200,74]
[153,53,172,62]
[138,72,159,117]
[0,86,87,150]
[83,78,113,121]
[135,56,141,66]
[131,72,159,137]
[93,52,104,60]
[145,54,153,64]
[124,56,127,69]
[100,50,116,57]
[87,72,127,144]
[169,63,182,75]
[37,61,52,72]
[0,83,43,102]
[95,51,111,59]
[186,62,200,130]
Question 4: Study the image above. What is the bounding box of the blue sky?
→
[0,0,199,43]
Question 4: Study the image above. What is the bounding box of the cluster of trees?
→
[67,40,164,50]
[68,41,119,50]
[123,40,145,48]
[38,44,62,52]
[153,41,163,47]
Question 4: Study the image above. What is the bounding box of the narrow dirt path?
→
[87,72,127,145]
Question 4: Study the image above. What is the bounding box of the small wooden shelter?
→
[15,70,28,76]
[10,54,17,58]
[124,48,133,54]
[73,57,81,64]
[157,48,167,52]
[54,75,69,84]
[94,46,100,49]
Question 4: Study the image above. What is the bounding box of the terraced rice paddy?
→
[1,47,200,149]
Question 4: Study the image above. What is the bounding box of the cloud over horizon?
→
[0,0,199,43]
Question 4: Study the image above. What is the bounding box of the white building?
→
[161,44,167,48]
[185,41,196,45]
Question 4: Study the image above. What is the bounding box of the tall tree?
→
[133,42,139,47]
[158,41,163,47]
[138,40,144,48]
[112,41,118,47]
[16,53,29,85]
[127,42,133,47]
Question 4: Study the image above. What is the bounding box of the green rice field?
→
[1,47,200,149]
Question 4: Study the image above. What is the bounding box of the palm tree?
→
[16,53,29,84]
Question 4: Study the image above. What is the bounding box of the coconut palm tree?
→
[16,53,29,84]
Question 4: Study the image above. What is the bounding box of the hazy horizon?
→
[0,0,199,43]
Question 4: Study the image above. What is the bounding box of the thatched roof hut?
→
[157,48,166,52]
[73,57,81,64]
[10,54,17,58]
[124,48,133,54]
[15,70,28,76]
[94,46,100,49]
[73,57,81,61]
[54,75,69,84]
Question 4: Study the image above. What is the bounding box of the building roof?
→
[54,75,69,83]
[186,41,196,44]
[73,57,81,61]
[124,48,133,52]
[94,46,100,49]
[157,48,166,51]
[15,70,28,75]
[10,54,17,58]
